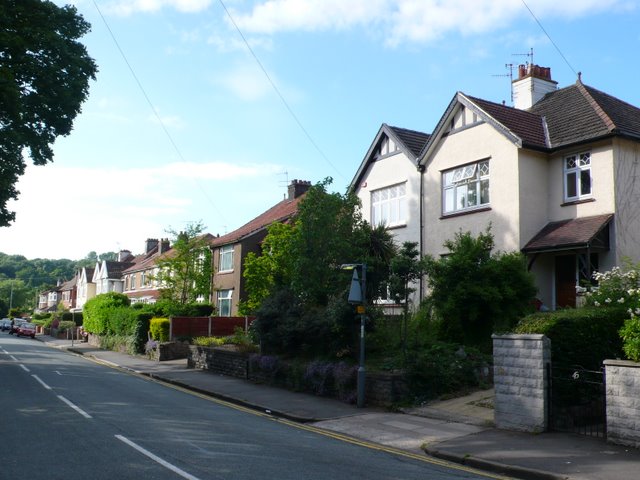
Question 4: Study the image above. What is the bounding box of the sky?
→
[2,0,640,260]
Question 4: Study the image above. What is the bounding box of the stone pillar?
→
[493,334,550,432]
[604,359,640,448]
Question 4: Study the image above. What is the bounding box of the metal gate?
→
[548,364,606,438]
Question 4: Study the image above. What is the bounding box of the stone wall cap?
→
[492,333,547,340]
[604,359,640,368]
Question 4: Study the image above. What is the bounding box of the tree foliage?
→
[423,227,537,350]
[82,292,131,335]
[0,0,97,226]
[247,178,396,357]
[154,221,212,305]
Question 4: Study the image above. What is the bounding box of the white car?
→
[0,319,12,331]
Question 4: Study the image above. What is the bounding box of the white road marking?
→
[115,435,201,480]
[10,355,18,361]
[19,364,29,372]
[57,395,92,419]
[31,374,51,390]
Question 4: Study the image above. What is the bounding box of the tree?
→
[0,1,97,226]
[240,222,296,314]
[423,227,537,350]
[388,241,424,360]
[154,221,212,305]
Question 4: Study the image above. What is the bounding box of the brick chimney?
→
[118,250,133,262]
[145,238,159,254]
[512,64,558,110]
[288,179,311,200]
[159,238,170,254]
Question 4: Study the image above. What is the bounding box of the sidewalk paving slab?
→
[35,334,640,480]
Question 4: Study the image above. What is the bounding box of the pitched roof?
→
[210,195,306,247]
[530,81,640,148]
[388,125,431,158]
[465,95,549,149]
[103,260,134,279]
[421,79,640,164]
[350,123,430,190]
[522,214,613,253]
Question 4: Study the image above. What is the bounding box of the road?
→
[1,333,499,480]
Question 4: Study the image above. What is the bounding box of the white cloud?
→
[0,159,282,259]
[213,63,274,101]
[229,0,633,46]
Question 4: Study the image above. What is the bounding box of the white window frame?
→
[442,159,490,215]
[219,245,234,272]
[371,183,407,228]
[564,152,592,202]
[217,289,232,316]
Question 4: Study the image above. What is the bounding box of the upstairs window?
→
[371,183,406,228]
[442,160,490,215]
[219,245,234,272]
[564,152,592,201]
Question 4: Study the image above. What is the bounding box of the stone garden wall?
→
[492,334,550,433]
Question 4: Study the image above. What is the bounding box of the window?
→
[371,183,406,227]
[442,160,490,215]
[140,272,146,287]
[217,289,232,316]
[564,152,591,201]
[219,245,233,272]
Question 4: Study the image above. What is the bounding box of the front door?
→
[556,255,576,308]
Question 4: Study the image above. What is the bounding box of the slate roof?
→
[461,80,640,154]
[466,95,549,149]
[103,260,134,279]
[388,126,431,158]
[210,195,307,247]
[522,214,613,253]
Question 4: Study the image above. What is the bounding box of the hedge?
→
[514,306,628,369]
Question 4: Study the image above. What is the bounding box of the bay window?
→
[442,159,490,215]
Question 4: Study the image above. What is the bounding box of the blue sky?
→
[2,0,639,260]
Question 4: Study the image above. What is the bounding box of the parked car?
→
[16,322,36,339]
[9,319,26,335]
[0,319,11,331]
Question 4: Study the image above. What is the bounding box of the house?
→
[94,250,134,296]
[209,179,311,316]
[75,266,96,311]
[59,276,77,310]
[415,64,640,309]
[351,124,430,309]
[122,239,171,305]
[36,279,66,312]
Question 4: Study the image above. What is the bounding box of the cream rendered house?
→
[75,267,96,311]
[351,124,430,308]
[418,64,640,309]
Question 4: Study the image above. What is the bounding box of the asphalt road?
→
[1,333,495,480]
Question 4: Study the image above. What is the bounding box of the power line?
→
[521,0,578,77]
[217,0,347,182]
[92,1,227,224]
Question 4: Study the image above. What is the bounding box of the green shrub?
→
[620,317,640,362]
[131,313,152,354]
[405,342,490,401]
[515,306,627,369]
[57,320,76,333]
[83,292,131,334]
[193,336,225,347]
[149,317,170,342]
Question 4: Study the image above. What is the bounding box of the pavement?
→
[34,334,640,480]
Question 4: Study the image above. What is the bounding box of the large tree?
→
[154,221,213,305]
[0,1,97,226]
